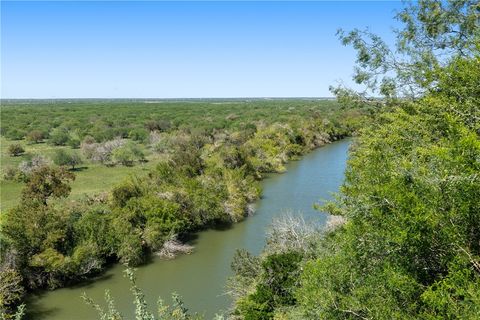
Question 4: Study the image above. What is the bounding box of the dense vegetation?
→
[229,1,480,319]
[0,99,366,316]
[0,99,363,211]
[2,1,478,319]
[0,99,344,143]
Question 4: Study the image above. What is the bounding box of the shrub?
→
[53,149,83,170]
[82,135,96,145]
[111,180,143,207]
[112,143,145,166]
[237,252,302,319]
[7,144,24,157]
[129,128,149,142]
[2,166,19,181]
[18,155,50,178]
[49,128,69,146]
[67,137,81,149]
[145,119,171,132]
[21,165,75,204]
[0,268,25,315]
[5,129,25,140]
[26,130,44,144]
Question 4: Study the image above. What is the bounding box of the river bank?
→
[25,138,352,319]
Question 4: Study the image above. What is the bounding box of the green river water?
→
[26,139,351,319]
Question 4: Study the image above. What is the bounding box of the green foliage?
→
[111,179,143,207]
[0,269,24,313]
[25,130,44,144]
[82,268,203,320]
[112,143,145,166]
[237,252,302,320]
[129,128,149,142]
[4,129,25,141]
[332,0,480,104]
[53,149,83,170]
[49,128,70,146]
[68,137,81,149]
[7,144,24,157]
[21,166,75,204]
[1,99,351,146]
[233,2,480,319]
[0,304,25,320]
[0,99,365,311]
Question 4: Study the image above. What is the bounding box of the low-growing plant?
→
[7,144,24,157]
[25,130,44,144]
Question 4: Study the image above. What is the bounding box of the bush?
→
[26,130,44,144]
[21,165,75,204]
[7,144,24,157]
[67,137,81,149]
[112,143,145,166]
[18,155,50,179]
[0,268,25,315]
[5,129,25,140]
[111,180,143,207]
[49,128,70,146]
[2,166,19,181]
[53,149,83,170]
[129,128,149,142]
[145,119,171,132]
[84,138,125,165]
[82,135,96,144]
[237,252,302,319]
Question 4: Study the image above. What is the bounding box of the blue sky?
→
[1,1,403,99]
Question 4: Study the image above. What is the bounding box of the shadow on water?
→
[25,272,117,319]
[25,293,60,320]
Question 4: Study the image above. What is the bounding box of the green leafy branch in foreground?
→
[81,268,225,320]
[0,304,25,320]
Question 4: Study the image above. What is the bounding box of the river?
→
[26,138,351,319]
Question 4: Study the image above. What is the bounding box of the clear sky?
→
[1,1,403,99]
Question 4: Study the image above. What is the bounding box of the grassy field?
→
[0,136,157,211]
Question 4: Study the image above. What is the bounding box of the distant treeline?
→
[1,99,344,143]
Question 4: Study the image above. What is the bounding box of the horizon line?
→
[1,96,337,101]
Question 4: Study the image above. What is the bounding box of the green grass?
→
[0,180,23,212]
[0,136,158,212]
[0,160,156,212]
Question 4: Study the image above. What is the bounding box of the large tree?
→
[331,0,480,105]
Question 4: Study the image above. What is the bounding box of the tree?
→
[21,166,75,204]
[112,143,145,166]
[295,2,480,319]
[129,128,149,142]
[26,130,44,144]
[331,0,480,105]
[67,137,81,149]
[7,144,24,157]
[49,128,70,146]
[5,129,25,141]
[53,149,83,170]
[145,119,171,132]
